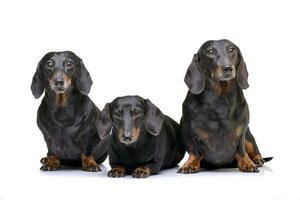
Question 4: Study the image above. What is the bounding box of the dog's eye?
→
[47,61,54,67]
[132,109,142,116]
[66,61,74,67]
[206,49,215,55]
[229,47,236,53]
[114,110,121,117]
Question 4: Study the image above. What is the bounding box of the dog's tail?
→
[263,157,273,162]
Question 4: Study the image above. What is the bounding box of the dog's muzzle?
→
[50,71,71,93]
[215,65,236,81]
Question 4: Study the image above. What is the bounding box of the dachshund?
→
[97,96,185,178]
[31,51,109,171]
[178,40,272,173]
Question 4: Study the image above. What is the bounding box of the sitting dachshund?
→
[178,40,272,173]
[31,51,109,171]
[97,96,185,178]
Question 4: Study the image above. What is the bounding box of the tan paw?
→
[132,167,151,178]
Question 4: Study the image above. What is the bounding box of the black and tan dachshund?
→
[97,96,185,178]
[178,39,272,173]
[31,51,109,171]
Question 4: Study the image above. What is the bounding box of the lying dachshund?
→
[31,51,109,171]
[178,39,272,173]
[97,96,185,178]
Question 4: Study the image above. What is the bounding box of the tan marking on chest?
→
[56,93,68,107]
[211,79,236,96]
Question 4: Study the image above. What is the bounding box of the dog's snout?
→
[123,131,132,141]
[223,66,233,74]
[120,130,135,144]
[123,136,132,142]
[124,131,131,138]
[54,79,64,87]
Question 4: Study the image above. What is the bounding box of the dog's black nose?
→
[224,67,233,74]
[54,80,64,87]
[123,136,132,142]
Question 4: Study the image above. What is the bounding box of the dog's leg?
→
[235,133,258,172]
[177,153,202,174]
[40,154,60,171]
[81,134,101,172]
[245,127,264,167]
[108,166,126,178]
[81,154,101,172]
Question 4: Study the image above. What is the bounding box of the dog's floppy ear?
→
[144,99,165,136]
[184,54,205,94]
[76,58,93,95]
[96,103,112,139]
[236,52,249,89]
[31,61,44,98]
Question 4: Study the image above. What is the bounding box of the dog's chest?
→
[198,97,245,130]
[193,99,247,164]
[42,108,84,159]
[197,125,244,165]
[53,107,76,124]
[48,127,82,159]
[112,140,155,167]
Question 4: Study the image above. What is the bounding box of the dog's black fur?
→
[97,96,185,178]
[31,51,109,171]
[178,40,272,173]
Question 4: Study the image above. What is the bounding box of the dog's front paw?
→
[82,164,101,172]
[177,164,200,174]
[108,167,126,178]
[132,167,151,178]
[177,154,200,174]
[81,154,101,172]
[40,155,60,171]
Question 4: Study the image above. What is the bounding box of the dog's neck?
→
[55,93,69,107]
[206,78,239,97]
[44,87,82,108]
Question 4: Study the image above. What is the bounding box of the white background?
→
[0,0,299,199]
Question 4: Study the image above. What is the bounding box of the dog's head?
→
[31,51,92,98]
[184,39,249,94]
[96,96,165,145]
